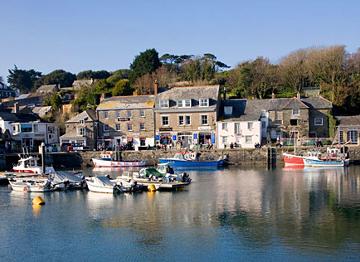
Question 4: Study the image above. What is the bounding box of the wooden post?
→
[41,142,45,174]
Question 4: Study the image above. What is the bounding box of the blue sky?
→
[1,0,359,81]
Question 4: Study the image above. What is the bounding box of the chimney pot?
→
[272,92,275,99]
[14,102,19,114]
[154,80,159,95]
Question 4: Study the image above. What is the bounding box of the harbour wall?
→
[2,146,360,171]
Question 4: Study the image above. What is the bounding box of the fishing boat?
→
[159,152,227,168]
[303,147,350,167]
[9,177,54,192]
[12,154,55,175]
[92,152,147,168]
[283,153,305,167]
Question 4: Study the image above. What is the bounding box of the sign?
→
[155,135,160,141]
[172,135,177,141]
[159,127,172,131]
[193,133,198,140]
[198,126,211,131]
[211,133,216,144]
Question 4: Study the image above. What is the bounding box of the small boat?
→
[159,152,227,168]
[86,176,142,193]
[50,171,86,190]
[9,177,54,192]
[283,153,305,167]
[92,152,147,168]
[12,154,55,175]
[303,147,350,167]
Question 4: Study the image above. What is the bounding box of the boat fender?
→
[148,184,156,192]
[32,196,45,205]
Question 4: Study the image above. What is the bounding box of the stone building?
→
[154,85,220,148]
[96,95,155,150]
[336,115,360,145]
[60,110,98,150]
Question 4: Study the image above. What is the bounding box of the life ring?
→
[23,186,28,192]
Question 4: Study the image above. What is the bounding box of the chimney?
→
[100,93,106,102]
[223,86,227,100]
[154,80,159,95]
[14,102,19,114]
[271,92,275,99]
[296,92,301,99]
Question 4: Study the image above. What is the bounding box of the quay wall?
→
[2,146,360,171]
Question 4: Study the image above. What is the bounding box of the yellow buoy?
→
[32,196,45,206]
[148,184,156,192]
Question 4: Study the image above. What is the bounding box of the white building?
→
[217,99,268,149]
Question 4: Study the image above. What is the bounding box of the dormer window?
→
[177,99,191,108]
[199,98,209,107]
[159,100,169,108]
[224,106,233,115]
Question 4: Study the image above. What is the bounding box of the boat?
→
[9,177,54,192]
[283,152,305,167]
[118,164,191,190]
[50,171,86,190]
[92,152,147,167]
[86,176,142,193]
[12,154,55,175]
[159,152,227,168]
[303,147,350,167]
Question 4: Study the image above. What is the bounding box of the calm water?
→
[0,166,359,261]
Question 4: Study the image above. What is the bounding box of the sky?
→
[1,0,359,82]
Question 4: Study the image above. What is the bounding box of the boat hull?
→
[304,158,350,167]
[86,181,115,193]
[92,158,147,167]
[159,158,225,167]
[283,153,305,167]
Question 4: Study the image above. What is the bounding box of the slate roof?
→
[97,95,155,111]
[36,84,59,94]
[0,111,39,122]
[66,110,97,123]
[301,96,332,109]
[336,115,360,126]
[219,99,266,122]
[32,106,52,117]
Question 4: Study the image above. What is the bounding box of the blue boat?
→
[159,152,228,168]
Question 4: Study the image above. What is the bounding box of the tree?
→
[44,93,62,111]
[39,69,76,87]
[7,65,42,93]
[112,79,133,96]
[129,49,161,83]
[77,70,110,80]
[107,69,130,86]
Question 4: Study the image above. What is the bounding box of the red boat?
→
[283,153,304,167]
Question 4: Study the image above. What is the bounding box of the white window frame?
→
[292,109,300,116]
[178,115,184,126]
[160,100,169,108]
[200,114,208,126]
[222,136,228,144]
[185,115,191,125]
[140,123,145,131]
[184,99,191,108]
[222,122,228,131]
[234,123,241,135]
[199,98,209,107]
[314,117,323,126]
[247,122,253,130]
[161,115,169,126]
[115,124,121,131]
[140,109,145,117]
[127,123,132,131]
[78,127,86,136]
[245,135,252,144]
[177,100,184,108]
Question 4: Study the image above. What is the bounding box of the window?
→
[160,100,169,108]
[161,116,169,126]
[116,111,120,118]
[222,136,228,144]
[103,124,109,131]
[79,120,84,124]
[234,123,241,135]
[201,115,208,125]
[178,115,184,125]
[290,119,298,126]
[177,100,184,107]
[185,115,191,125]
[339,130,344,144]
[222,122,228,131]
[184,99,191,107]
[127,110,132,118]
[103,111,108,118]
[33,124,38,133]
[292,109,300,116]
[140,138,146,146]
[127,123,132,131]
[140,123,145,131]
[78,127,86,136]
[115,124,121,131]
[245,136,252,144]
[347,130,358,144]
[199,98,209,107]
[224,106,233,115]
[247,122,253,130]
[140,110,145,117]
[314,118,323,126]
[275,111,283,124]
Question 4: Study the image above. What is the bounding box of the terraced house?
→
[154,85,220,148]
[97,95,155,150]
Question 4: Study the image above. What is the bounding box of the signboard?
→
[211,133,216,144]
[172,135,177,141]
[159,127,173,131]
[155,135,160,141]
[193,133,198,140]
[198,126,211,131]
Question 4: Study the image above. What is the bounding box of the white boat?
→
[92,152,147,168]
[12,154,55,175]
[303,147,350,167]
[9,178,54,192]
[50,171,86,190]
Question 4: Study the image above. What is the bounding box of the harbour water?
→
[0,166,359,261]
